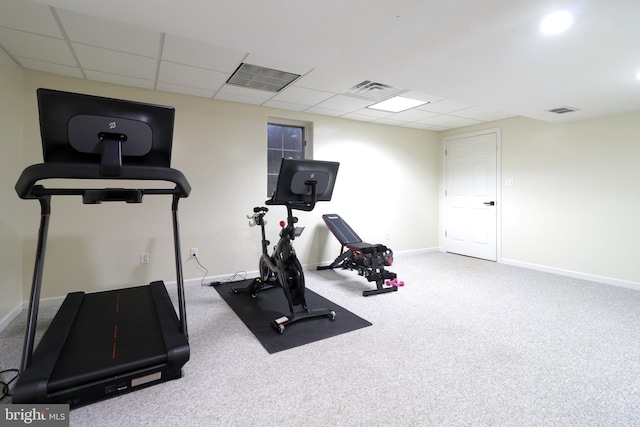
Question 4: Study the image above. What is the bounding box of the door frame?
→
[442,127,502,261]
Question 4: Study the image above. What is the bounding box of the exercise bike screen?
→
[270,158,339,204]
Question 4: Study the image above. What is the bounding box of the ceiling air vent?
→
[226,63,300,93]
[547,106,579,114]
[344,80,405,101]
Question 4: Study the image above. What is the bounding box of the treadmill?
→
[12,89,191,408]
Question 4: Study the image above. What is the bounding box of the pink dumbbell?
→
[385,278,405,287]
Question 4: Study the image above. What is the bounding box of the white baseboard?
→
[0,296,73,333]
[395,247,440,256]
[500,258,640,291]
[24,296,66,310]
[0,303,23,332]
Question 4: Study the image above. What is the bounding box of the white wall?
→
[19,71,441,300]
[12,69,639,306]
[442,114,640,286]
[0,49,24,327]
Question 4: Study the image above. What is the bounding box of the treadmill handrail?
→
[15,162,191,199]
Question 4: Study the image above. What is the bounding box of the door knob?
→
[483,201,495,206]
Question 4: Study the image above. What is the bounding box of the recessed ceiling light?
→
[540,11,573,35]
[367,96,428,113]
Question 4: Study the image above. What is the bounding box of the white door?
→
[444,131,498,261]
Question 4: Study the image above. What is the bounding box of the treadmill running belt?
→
[49,286,167,392]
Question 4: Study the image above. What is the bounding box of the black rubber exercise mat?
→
[213,279,372,353]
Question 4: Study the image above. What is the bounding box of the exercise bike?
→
[242,158,340,333]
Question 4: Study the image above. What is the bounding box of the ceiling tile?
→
[474,112,516,121]
[387,108,439,122]
[0,0,62,38]
[162,35,246,73]
[158,61,228,90]
[0,27,75,65]
[157,82,216,98]
[271,86,334,106]
[350,108,394,118]
[73,43,157,79]
[5,0,640,126]
[214,91,266,105]
[217,84,274,100]
[243,53,312,77]
[401,122,433,130]
[401,90,445,103]
[293,69,364,93]
[263,99,308,112]
[84,70,154,89]
[341,113,377,122]
[418,98,476,114]
[314,95,372,113]
[418,114,465,126]
[373,117,408,126]
[57,8,161,57]
[426,125,452,131]
[447,118,484,127]
[16,56,83,78]
[450,105,503,119]
[0,1,533,130]
[303,106,346,117]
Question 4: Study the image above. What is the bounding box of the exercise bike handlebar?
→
[247,205,303,241]
[247,206,269,227]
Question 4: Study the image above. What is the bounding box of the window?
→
[267,119,312,196]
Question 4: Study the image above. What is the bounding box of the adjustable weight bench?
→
[317,214,400,296]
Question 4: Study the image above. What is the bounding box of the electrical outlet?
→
[190,248,198,258]
[140,253,149,264]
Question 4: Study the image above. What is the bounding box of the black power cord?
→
[193,254,209,286]
[205,272,248,287]
[1,369,19,401]
[193,253,247,286]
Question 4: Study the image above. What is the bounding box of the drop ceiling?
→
[1,0,639,130]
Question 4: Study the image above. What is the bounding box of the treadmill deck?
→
[13,282,189,407]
